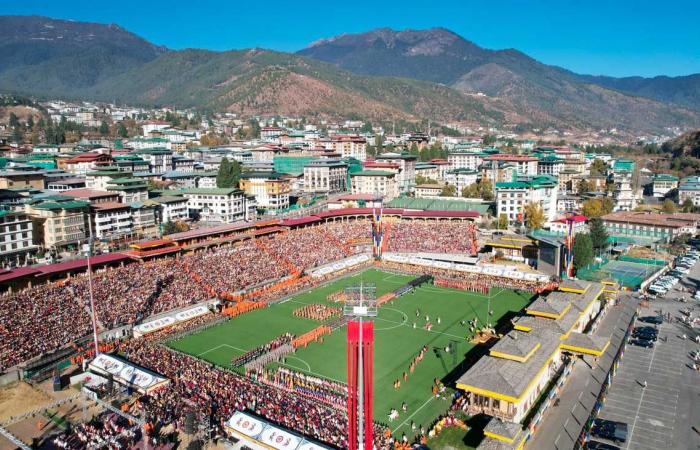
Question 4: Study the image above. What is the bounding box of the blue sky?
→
[3,0,699,77]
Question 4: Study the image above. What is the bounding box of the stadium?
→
[0,209,563,449]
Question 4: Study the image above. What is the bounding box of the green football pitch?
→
[167,268,532,440]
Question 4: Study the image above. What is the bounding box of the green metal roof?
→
[33,200,89,211]
[181,188,242,195]
[385,197,490,214]
[653,174,678,181]
[496,175,558,189]
[351,170,395,177]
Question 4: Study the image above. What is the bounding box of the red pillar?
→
[347,322,359,450]
[362,321,374,447]
[347,321,374,450]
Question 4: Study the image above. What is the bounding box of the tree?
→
[582,198,614,218]
[524,202,545,230]
[601,197,615,215]
[99,120,109,136]
[498,214,509,229]
[117,122,128,138]
[216,157,241,188]
[440,184,457,197]
[577,179,592,195]
[588,218,609,256]
[682,197,695,213]
[590,159,607,175]
[26,115,34,130]
[573,232,594,271]
[11,127,22,143]
[8,112,19,129]
[415,175,437,185]
[360,121,373,133]
[661,199,678,213]
[479,179,494,201]
[162,220,190,236]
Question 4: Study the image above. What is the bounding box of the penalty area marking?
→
[197,343,247,357]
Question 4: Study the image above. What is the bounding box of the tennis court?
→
[577,258,665,288]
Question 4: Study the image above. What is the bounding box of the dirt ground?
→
[0,381,52,422]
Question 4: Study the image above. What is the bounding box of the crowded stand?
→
[387,221,477,254]
[121,337,393,449]
[0,284,92,371]
[183,241,287,297]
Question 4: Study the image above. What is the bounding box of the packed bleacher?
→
[121,336,395,449]
[387,220,476,254]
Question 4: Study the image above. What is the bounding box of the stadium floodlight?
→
[343,282,378,318]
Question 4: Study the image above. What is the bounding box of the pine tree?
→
[99,121,110,136]
[588,218,609,256]
[573,233,594,271]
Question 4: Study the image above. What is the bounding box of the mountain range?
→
[1,16,699,136]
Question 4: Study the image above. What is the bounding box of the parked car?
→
[587,440,621,450]
[591,419,628,444]
[630,338,654,348]
[639,315,663,325]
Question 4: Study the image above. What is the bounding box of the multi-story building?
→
[484,155,538,176]
[611,159,636,211]
[652,174,678,198]
[113,155,150,173]
[679,176,700,206]
[239,172,291,211]
[0,170,45,190]
[350,170,399,201]
[444,168,479,192]
[132,148,173,173]
[303,160,348,194]
[495,175,559,226]
[447,151,486,171]
[106,178,149,204]
[47,178,86,192]
[536,155,565,176]
[152,196,190,223]
[91,202,134,240]
[129,136,172,150]
[601,211,700,243]
[86,167,128,190]
[322,135,367,161]
[25,198,90,250]
[373,153,417,193]
[414,184,443,198]
[181,188,256,223]
[129,202,158,238]
[63,152,113,175]
[0,210,37,265]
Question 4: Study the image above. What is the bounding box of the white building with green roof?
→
[180,188,256,224]
[652,173,678,198]
[495,175,559,226]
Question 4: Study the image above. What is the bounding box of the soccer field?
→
[167,268,532,439]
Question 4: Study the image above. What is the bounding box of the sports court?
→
[577,258,665,288]
[167,268,532,439]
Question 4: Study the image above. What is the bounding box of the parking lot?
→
[595,250,700,450]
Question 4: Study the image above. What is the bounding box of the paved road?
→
[595,259,700,450]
